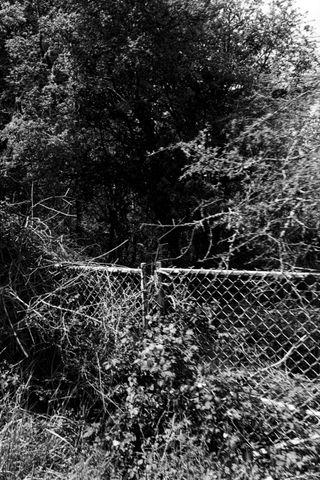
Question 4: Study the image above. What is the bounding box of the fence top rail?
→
[54,263,141,274]
[158,267,320,279]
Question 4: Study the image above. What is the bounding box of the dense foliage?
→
[0,0,318,266]
[181,85,320,269]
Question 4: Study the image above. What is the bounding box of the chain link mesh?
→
[157,267,320,448]
[37,264,320,451]
[63,265,143,323]
[158,269,320,374]
[33,265,144,335]
[47,265,320,383]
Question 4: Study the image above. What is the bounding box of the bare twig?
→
[1,297,29,358]
[257,334,308,373]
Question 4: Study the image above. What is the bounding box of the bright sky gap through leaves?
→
[294,0,320,36]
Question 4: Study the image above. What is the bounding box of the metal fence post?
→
[140,263,148,328]
[154,261,165,316]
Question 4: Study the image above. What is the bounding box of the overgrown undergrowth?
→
[1,209,320,479]
[3,303,320,480]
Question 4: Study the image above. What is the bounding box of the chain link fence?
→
[45,263,320,450]
[156,267,320,376]
[28,264,146,351]
[49,264,320,381]
[52,264,145,324]
[156,266,320,451]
